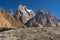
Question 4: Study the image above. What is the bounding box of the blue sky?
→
[0,0,60,19]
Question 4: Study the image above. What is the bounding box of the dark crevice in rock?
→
[0,28,13,32]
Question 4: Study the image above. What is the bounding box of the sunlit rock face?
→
[25,8,57,27]
[0,8,12,28]
[0,7,26,28]
[14,5,35,24]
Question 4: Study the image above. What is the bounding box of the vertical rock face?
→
[25,8,57,27]
[14,5,35,24]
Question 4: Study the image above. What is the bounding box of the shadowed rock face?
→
[25,8,57,27]
[14,5,35,24]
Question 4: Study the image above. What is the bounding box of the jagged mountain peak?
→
[14,5,35,24]
[9,9,13,15]
[36,8,51,19]
[25,8,57,27]
[39,8,45,11]
[18,5,33,13]
[18,5,26,11]
[37,8,47,15]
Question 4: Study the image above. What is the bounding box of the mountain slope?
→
[25,8,57,27]
[0,8,26,28]
[0,8,12,28]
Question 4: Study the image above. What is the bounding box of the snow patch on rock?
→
[27,9,32,12]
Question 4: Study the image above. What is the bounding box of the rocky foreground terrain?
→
[0,27,60,40]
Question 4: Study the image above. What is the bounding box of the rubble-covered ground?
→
[0,27,60,40]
